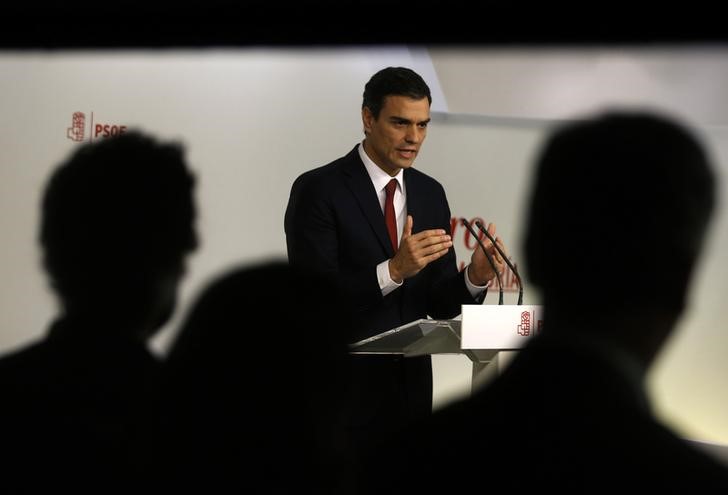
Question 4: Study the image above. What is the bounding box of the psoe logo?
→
[66,111,128,142]
[517,310,543,337]
[67,112,85,142]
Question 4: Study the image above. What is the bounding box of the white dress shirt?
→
[358,142,486,299]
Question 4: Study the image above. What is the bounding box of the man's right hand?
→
[388,215,452,283]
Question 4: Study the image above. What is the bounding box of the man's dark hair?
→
[39,131,197,303]
[524,111,715,312]
[362,66,432,119]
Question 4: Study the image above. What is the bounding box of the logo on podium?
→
[461,305,544,350]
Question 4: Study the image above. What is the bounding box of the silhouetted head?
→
[167,259,349,411]
[525,111,715,319]
[362,66,432,119]
[39,131,198,339]
[164,259,352,490]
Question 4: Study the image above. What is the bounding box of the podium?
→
[349,305,543,392]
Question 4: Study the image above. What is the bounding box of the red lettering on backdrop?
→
[463,216,486,250]
[94,124,129,138]
[69,111,127,143]
[501,265,511,288]
[450,217,459,237]
[452,215,520,291]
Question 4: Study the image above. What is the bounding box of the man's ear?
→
[362,106,374,134]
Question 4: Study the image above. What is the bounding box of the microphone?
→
[460,218,503,305]
[475,220,524,305]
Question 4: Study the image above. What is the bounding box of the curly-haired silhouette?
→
[0,132,198,492]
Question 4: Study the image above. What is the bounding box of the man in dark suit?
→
[384,111,728,492]
[284,67,505,467]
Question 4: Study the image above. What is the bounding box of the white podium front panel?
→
[460,304,544,350]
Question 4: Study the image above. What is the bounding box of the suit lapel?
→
[341,148,395,257]
[403,168,423,233]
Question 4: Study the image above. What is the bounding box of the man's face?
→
[362,95,431,177]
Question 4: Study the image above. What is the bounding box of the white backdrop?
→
[1,46,727,448]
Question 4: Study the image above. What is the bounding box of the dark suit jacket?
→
[379,332,728,493]
[285,144,478,444]
[0,318,161,492]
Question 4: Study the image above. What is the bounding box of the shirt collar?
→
[358,141,403,193]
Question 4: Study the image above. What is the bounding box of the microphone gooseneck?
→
[474,220,524,305]
[460,218,503,305]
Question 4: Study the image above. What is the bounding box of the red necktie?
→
[384,178,398,252]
